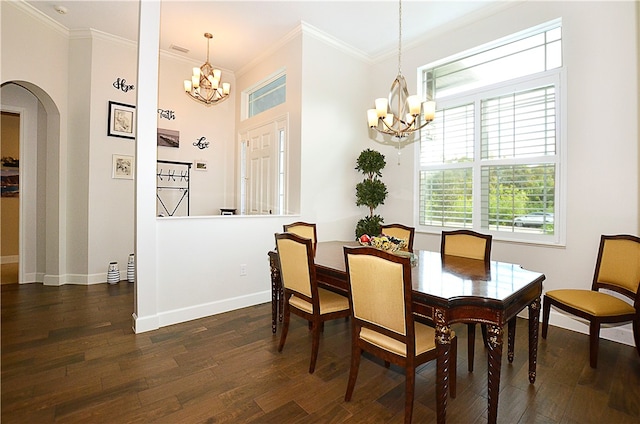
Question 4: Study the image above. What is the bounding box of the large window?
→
[417,21,563,243]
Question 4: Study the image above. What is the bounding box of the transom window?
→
[417,20,563,244]
[247,73,286,118]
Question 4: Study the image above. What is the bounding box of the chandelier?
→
[183,33,231,106]
[367,0,435,140]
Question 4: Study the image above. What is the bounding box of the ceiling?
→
[25,0,505,72]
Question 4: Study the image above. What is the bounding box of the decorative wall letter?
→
[158,109,176,120]
[113,78,135,92]
[193,136,209,149]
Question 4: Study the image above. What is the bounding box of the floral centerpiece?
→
[358,234,407,252]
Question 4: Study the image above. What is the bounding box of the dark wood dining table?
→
[268,241,545,424]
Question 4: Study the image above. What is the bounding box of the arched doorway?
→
[1,81,62,285]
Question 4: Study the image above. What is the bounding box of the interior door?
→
[244,122,278,215]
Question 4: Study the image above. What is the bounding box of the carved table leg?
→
[486,324,503,424]
[434,308,451,424]
[507,318,516,363]
[528,297,541,383]
[268,252,281,334]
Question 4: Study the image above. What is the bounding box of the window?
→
[247,73,286,118]
[417,21,563,243]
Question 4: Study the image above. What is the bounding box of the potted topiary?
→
[354,149,388,239]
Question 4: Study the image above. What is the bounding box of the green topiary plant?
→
[355,149,387,239]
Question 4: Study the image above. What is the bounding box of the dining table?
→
[268,241,545,424]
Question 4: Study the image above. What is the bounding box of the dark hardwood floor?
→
[2,282,639,423]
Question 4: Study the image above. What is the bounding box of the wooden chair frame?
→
[380,223,415,252]
[343,246,456,424]
[542,234,640,368]
[441,229,494,372]
[283,222,317,251]
[275,232,350,373]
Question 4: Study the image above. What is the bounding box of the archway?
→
[1,81,62,284]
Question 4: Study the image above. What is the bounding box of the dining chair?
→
[283,221,317,251]
[381,223,415,252]
[542,234,640,368]
[275,232,350,373]
[343,246,456,424]
[441,229,493,372]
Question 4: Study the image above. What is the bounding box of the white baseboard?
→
[132,312,160,334]
[155,290,272,330]
[41,272,117,285]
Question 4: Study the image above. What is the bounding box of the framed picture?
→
[108,101,136,139]
[157,128,180,148]
[1,156,19,197]
[194,160,208,171]
[112,154,134,179]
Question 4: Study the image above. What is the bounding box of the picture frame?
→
[194,160,208,171]
[157,128,180,148]
[108,101,136,139]
[112,154,134,179]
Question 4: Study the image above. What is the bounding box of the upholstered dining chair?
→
[283,221,317,252]
[343,246,456,424]
[441,229,493,372]
[542,234,640,368]
[281,222,319,326]
[381,223,415,252]
[275,232,350,374]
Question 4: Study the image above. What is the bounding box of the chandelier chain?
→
[398,0,402,76]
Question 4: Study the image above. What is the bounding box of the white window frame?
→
[414,63,566,246]
[241,69,286,120]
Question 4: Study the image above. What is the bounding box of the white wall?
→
[375,1,639,345]
[1,1,68,283]
[299,29,372,241]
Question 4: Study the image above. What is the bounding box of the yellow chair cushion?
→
[277,238,312,298]
[286,225,316,244]
[289,288,349,315]
[348,254,407,335]
[546,289,636,317]
[444,235,487,260]
[359,322,449,357]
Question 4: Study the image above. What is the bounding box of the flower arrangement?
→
[358,234,407,252]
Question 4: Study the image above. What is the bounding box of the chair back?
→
[283,222,317,251]
[344,247,413,337]
[275,232,316,300]
[380,223,415,252]
[593,234,640,298]
[441,230,492,262]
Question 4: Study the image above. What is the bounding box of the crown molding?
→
[9,0,69,37]
[70,28,137,49]
[236,20,373,78]
[300,21,372,65]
